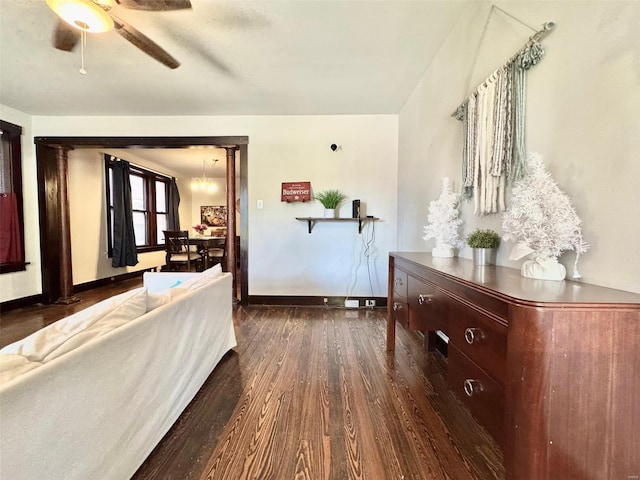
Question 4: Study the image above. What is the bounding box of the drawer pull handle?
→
[393,302,402,311]
[394,277,403,286]
[463,379,483,397]
[464,328,482,344]
[418,294,432,305]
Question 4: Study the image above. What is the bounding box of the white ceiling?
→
[1,0,470,177]
[0,0,470,116]
[107,146,229,178]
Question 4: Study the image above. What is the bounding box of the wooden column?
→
[53,145,79,304]
[224,146,238,301]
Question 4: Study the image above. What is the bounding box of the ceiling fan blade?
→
[53,19,80,52]
[115,0,192,11]
[113,19,180,69]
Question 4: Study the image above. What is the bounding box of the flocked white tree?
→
[502,153,589,279]
[423,177,464,257]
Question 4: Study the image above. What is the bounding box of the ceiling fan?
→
[46,0,192,69]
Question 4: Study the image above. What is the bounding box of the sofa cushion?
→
[0,287,146,362]
[0,354,42,384]
[43,288,148,362]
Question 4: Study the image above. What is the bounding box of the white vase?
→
[521,257,566,281]
[432,242,455,258]
[324,208,336,218]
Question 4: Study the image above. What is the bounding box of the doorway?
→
[34,136,248,305]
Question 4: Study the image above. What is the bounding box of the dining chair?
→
[163,230,201,272]
[205,236,226,269]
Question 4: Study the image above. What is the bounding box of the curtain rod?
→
[451,21,556,117]
[108,154,173,180]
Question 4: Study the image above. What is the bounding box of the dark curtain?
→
[0,193,22,264]
[1,126,24,266]
[168,177,181,230]
[111,160,138,267]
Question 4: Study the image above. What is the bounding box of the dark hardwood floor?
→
[0,282,504,480]
[0,277,145,348]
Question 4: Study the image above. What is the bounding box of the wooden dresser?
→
[387,252,640,480]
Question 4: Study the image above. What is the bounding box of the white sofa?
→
[0,267,236,480]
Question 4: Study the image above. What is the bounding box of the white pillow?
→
[180,276,213,291]
[201,264,223,277]
[0,354,42,384]
[143,272,198,294]
[43,288,147,362]
[0,287,146,362]
[169,276,222,300]
[178,267,224,291]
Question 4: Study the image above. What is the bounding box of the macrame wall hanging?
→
[453,5,555,216]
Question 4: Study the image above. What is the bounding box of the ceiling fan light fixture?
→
[46,0,114,33]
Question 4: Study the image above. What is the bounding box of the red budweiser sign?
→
[281,182,311,202]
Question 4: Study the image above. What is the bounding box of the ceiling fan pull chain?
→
[79,30,87,75]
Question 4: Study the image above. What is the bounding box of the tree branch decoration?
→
[502,153,589,280]
[423,177,464,257]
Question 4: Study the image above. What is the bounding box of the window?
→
[0,120,26,273]
[105,157,170,256]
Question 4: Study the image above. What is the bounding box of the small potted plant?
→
[466,228,500,265]
[314,189,347,218]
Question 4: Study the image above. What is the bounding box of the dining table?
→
[189,236,225,270]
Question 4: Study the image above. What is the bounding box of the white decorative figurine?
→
[423,177,464,257]
[502,153,589,280]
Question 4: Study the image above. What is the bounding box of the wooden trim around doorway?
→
[34,135,249,305]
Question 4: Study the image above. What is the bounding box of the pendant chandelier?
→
[190,159,218,192]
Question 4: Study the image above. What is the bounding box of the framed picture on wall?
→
[201,205,227,227]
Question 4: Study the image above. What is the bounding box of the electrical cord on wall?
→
[362,220,376,298]
[345,220,376,301]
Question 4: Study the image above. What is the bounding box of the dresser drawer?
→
[392,269,408,300]
[391,300,409,329]
[407,275,448,331]
[448,301,507,385]
[416,267,509,321]
[448,345,504,445]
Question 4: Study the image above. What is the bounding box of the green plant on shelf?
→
[466,229,501,249]
[314,189,347,209]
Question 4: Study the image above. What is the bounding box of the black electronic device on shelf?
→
[352,199,361,218]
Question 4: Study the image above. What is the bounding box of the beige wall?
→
[398,0,640,293]
[0,105,41,302]
[67,148,192,285]
[10,114,398,299]
[190,181,227,230]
